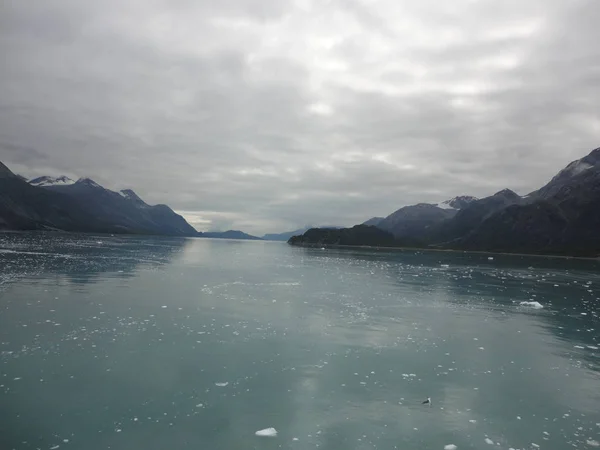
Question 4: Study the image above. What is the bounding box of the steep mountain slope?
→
[531,147,600,200]
[362,217,385,227]
[461,148,600,255]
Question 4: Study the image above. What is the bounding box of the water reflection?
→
[0,232,190,289]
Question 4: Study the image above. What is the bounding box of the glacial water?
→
[1,233,599,450]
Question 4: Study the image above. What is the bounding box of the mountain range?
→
[261,226,342,241]
[0,163,262,239]
[289,146,600,257]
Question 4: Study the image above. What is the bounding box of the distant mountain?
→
[362,217,385,227]
[198,230,262,240]
[374,196,478,241]
[262,228,309,241]
[377,203,456,241]
[431,189,522,244]
[0,162,197,236]
[289,225,396,247]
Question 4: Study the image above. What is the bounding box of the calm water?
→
[1,234,599,450]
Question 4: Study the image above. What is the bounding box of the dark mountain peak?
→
[30,175,75,187]
[76,177,103,188]
[493,188,519,199]
[0,161,16,178]
[119,189,147,205]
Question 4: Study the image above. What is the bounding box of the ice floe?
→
[255,428,277,437]
[520,301,543,309]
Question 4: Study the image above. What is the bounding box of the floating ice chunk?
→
[531,444,539,448]
[215,382,229,387]
[488,257,494,260]
[255,428,277,437]
[485,438,494,445]
[574,345,585,349]
[444,445,457,450]
[517,416,521,420]
[469,420,477,423]
[520,301,543,309]
[590,346,600,350]
[161,305,167,309]
[587,440,600,447]
[50,446,60,450]
[293,438,299,441]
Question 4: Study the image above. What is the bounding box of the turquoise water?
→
[1,233,599,450]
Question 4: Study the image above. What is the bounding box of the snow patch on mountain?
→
[29,176,75,187]
[436,196,478,210]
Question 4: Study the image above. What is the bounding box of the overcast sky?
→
[1,0,598,234]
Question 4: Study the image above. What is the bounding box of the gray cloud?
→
[1,0,598,234]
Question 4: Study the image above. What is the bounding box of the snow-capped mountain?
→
[29,175,75,187]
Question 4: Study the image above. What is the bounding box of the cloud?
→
[1,0,598,234]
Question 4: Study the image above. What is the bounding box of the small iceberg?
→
[255,428,278,437]
[520,301,543,309]
[215,382,229,387]
[444,445,457,450]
